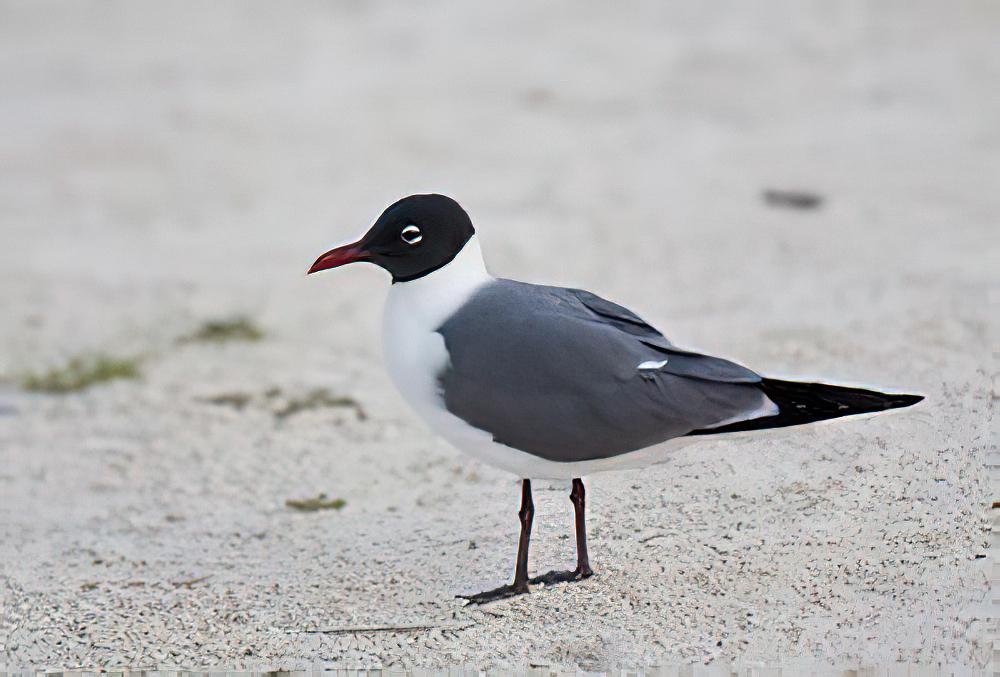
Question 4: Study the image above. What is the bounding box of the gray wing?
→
[435,279,771,463]
[567,288,760,383]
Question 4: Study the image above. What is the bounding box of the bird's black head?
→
[308,194,475,283]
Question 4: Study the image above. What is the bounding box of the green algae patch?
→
[285,493,347,512]
[21,354,142,393]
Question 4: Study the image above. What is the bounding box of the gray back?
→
[436,280,767,463]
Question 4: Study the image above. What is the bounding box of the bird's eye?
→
[400,225,422,245]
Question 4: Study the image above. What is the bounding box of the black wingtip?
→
[888,393,924,409]
[686,380,925,436]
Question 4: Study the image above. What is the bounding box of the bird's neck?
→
[384,235,493,330]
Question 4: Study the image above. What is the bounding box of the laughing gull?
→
[308,193,923,604]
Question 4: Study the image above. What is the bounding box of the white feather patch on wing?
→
[702,393,780,429]
[637,359,669,370]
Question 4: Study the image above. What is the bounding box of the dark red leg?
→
[458,479,534,604]
[530,477,595,585]
[570,477,594,578]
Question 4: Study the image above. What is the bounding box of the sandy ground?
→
[1,0,997,671]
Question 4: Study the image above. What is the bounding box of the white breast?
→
[382,235,488,397]
[381,236,500,458]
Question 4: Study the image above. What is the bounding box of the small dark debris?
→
[198,387,367,422]
[178,316,264,344]
[199,392,252,410]
[286,493,347,512]
[762,189,824,210]
[172,575,211,588]
[468,540,478,550]
[274,389,366,421]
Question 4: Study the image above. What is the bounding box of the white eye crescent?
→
[400,225,422,245]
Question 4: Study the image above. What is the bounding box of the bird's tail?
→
[686,378,924,436]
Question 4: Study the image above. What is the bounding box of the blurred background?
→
[0,0,997,670]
